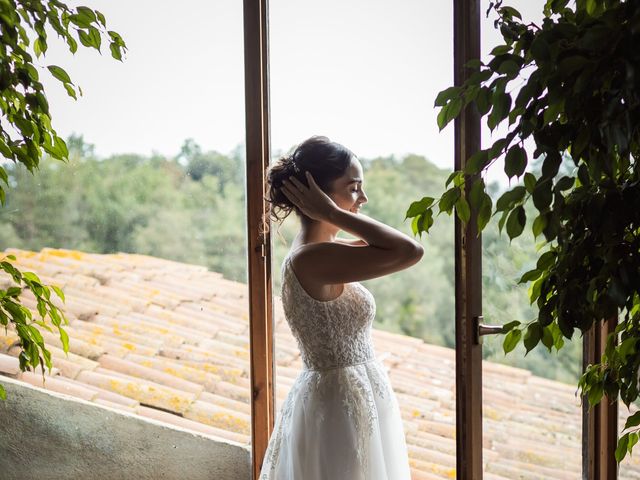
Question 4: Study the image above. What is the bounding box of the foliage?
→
[405,0,640,461]
[0,0,126,400]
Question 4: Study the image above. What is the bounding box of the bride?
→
[259,135,423,479]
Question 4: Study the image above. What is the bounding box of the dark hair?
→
[264,135,355,228]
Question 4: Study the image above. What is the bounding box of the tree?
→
[0,0,126,400]
[405,0,640,461]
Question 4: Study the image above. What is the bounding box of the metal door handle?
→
[473,315,504,345]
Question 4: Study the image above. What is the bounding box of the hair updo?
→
[264,135,355,226]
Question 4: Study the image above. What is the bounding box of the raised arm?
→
[281,172,423,284]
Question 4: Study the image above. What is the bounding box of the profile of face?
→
[327,156,368,214]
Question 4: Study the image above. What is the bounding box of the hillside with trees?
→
[0,135,582,384]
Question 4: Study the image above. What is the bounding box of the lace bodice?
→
[280,251,377,371]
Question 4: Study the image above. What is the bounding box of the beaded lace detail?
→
[259,251,395,479]
[282,252,377,370]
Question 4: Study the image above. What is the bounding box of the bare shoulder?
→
[291,241,423,284]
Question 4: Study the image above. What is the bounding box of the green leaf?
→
[543,100,564,123]
[455,195,471,223]
[488,92,512,130]
[47,65,73,84]
[446,97,463,125]
[498,209,509,234]
[506,206,526,240]
[95,10,106,27]
[628,433,638,453]
[626,412,640,430]
[465,150,489,175]
[500,6,522,19]
[616,434,630,462]
[519,269,542,284]
[475,87,492,115]
[0,383,5,401]
[523,322,542,354]
[438,188,461,214]
[490,45,511,56]
[554,176,574,191]
[464,59,483,70]
[51,285,65,302]
[477,194,493,233]
[497,60,520,77]
[445,171,462,188]
[63,83,77,100]
[530,37,551,62]
[22,271,42,284]
[559,55,588,76]
[524,172,537,194]
[411,213,421,235]
[503,328,522,353]
[67,35,78,54]
[504,145,527,179]
[496,186,527,211]
[418,209,434,234]
[532,214,547,238]
[76,6,97,24]
[78,27,102,51]
[34,37,46,57]
[437,104,450,131]
[110,42,123,61]
[541,325,555,351]
[468,177,485,211]
[571,128,590,160]
[69,9,94,28]
[434,86,461,107]
[618,337,637,361]
[405,197,434,219]
[502,320,521,332]
[58,326,69,353]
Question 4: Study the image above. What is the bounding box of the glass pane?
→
[269,0,457,478]
[0,0,252,476]
[481,1,583,477]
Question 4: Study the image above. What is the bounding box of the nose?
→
[359,189,368,205]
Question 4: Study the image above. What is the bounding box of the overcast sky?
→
[38,0,543,185]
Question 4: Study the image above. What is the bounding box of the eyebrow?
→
[348,178,363,184]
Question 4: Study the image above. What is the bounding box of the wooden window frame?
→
[243,1,275,479]
[243,0,619,477]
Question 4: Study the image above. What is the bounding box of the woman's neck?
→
[297,218,339,245]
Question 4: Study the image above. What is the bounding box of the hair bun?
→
[288,155,301,174]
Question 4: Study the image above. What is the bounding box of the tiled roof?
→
[1,247,638,479]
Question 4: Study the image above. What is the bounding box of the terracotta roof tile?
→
[97,354,204,394]
[0,352,21,376]
[75,369,195,414]
[137,405,248,444]
[93,398,138,414]
[2,247,640,479]
[19,370,98,401]
[183,400,251,434]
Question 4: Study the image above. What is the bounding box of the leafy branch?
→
[406,0,640,462]
[0,0,126,400]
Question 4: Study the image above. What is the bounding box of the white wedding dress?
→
[258,250,412,480]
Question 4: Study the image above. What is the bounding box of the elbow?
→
[401,240,424,266]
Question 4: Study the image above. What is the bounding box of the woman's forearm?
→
[327,208,420,252]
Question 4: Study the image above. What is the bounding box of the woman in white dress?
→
[259,135,423,479]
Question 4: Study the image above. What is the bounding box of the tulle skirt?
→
[258,358,412,480]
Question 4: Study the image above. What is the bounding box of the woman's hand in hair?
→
[281,171,338,222]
